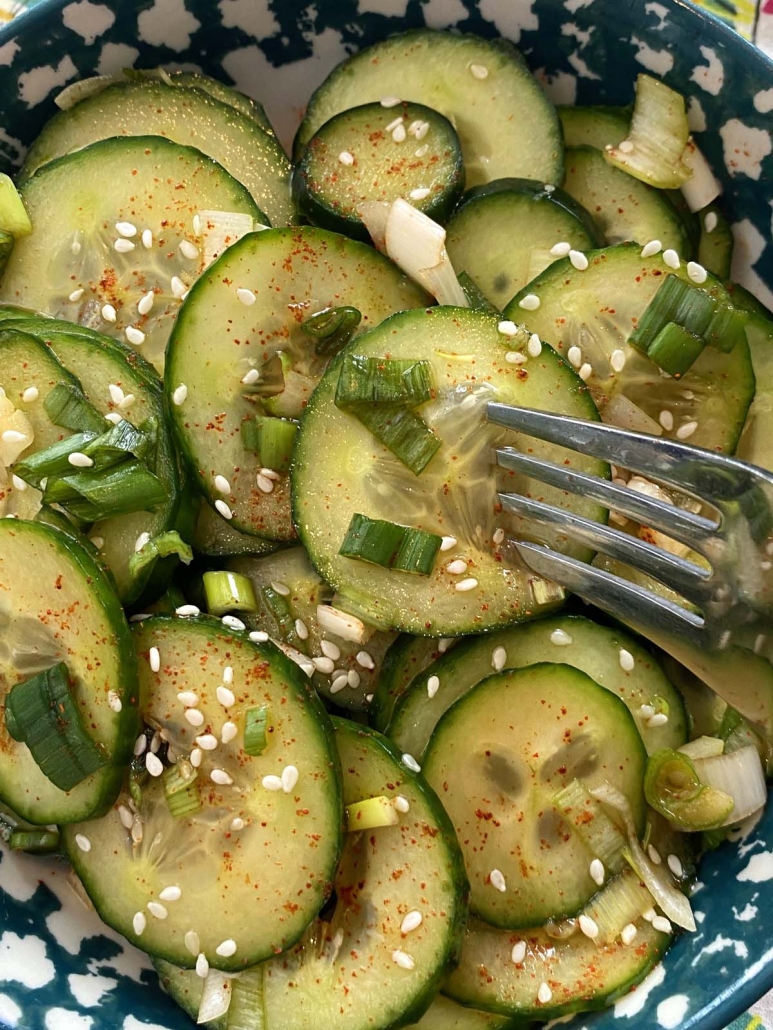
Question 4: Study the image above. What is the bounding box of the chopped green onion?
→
[580,868,653,944]
[44,383,106,434]
[678,736,725,760]
[693,745,767,825]
[647,322,707,377]
[241,352,289,399]
[43,461,167,521]
[604,74,691,189]
[226,967,265,1030]
[163,759,200,818]
[335,354,435,407]
[346,795,400,831]
[457,272,500,314]
[350,404,441,476]
[339,513,442,576]
[9,828,61,853]
[681,139,722,214]
[0,173,32,237]
[13,431,97,488]
[384,197,468,306]
[393,527,443,576]
[244,705,270,757]
[629,275,689,352]
[129,530,193,578]
[259,584,295,640]
[300,305,362,356]
[203,570,258,616]
[197,969,232,1025]
[241,415,297,472]
[4,662,107,792]
[83,417,156,469]
[553,778,626,874]
[643,748,734,831]
[704,302,748,353]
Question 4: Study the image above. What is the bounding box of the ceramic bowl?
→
[0,1,772,1029]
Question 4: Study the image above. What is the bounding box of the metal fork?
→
[487,403,773,655]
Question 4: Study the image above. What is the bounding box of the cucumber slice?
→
[0,135,262,371]
[166,226,428,541]
[0,519,137,823]
[409,996,514,1029]
[563,146,690,253]
[504,243,756,454]
[443,914,668,1019]
[294,305,607,636]
[295,29,563,187]
[192,499,279,558]
[293,102,464,240]
[388,614,687,759]
[369,635,453,732]
[21,79,292,226]
[63,615,342,970]
[735,313,773,470]
[262,718,467,1030]
[422,663,646,928]
[558,105,631,150]
[128,69,275,135]
[445,179,600,311]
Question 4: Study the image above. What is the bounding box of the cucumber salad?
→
[1,28,772,1029]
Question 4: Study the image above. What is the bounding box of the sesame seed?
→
[222,615,246,631]
[578,363,592,381]
[704,211,718,233]
[68,288,84,302]
[320,639,340,661]
[569,250,589,271]
[687,261,708,284]
[101,303,117,322]
[538,983,553,1004]
[663,249,680,269]
[170,275,187,299]
[271,580,291,596]
[223,667,234,684]
[427,675,440,699]
[511,940,526,964]
[567,345,582,368]
[401,910,423,933]
[338,150,355,166]
[469,62,489,78]
[185,708,204,727]
[356,650,375,669]
[75,833,91,853]
[394,795,410,813]
[489,868,507,892]
[195,734,218,751]
[138,290,155,315]
[641,240,662,258]
[446,559,468,575]
[621,923,638,945]
[146,752,163,777]
[643,908,656,922]
[257,473,274,493]
[550,241,572,257]
[215,939,237,958]
[415,144,429,157]
[380,95,401,107]
[172,383,188,406]
[250,630,269,643]
[492,646,507,671]
[611,348,627,372]
[402,753,421,773]
[407,120,424,135]
[676,420,698,440]
[107,690,122,712]
[126,325,146,348]
[185,931,200,955]
[493,527,505,545]
[589,858,605,885]
[134,734,148,756]
[262,774,283,791]
[68,452,94,468]
[409,187,431,201]
[619,648,635,671]
[579,914,599,939]
[550,628,573,646]
[141,228,153,249]
[518,293,540,311]
[217,685,235,708]
[159,886,181,902]
[196,954,209,978]
[221,721,238,744]
[440,536,457,551]
[455,577,478,592]
[392,123,407,143]
[149,647,161,672]
[11,474,26,491]
[618,139,635,153]
[118,805,133,829]
[505,351,527,364]
[108,383,124,405]
[114,238,135,254]
[640,703,656,722]
[190,748,202,768]
[212,475,231,496]
[133,912,146,935]
[652,915,672,934]
[116,221,137,237]
[347,669,360,688]
[667,853,683,877]
[312,656,335,674]
[231,817,245,830]
[105,412,122,424]
[648,712,669,728]
[527,334,542,357]
[385,116,403,132]
[282,765,299,792]
[329,673,348,695]
[1,429,25,444]
[211,768,234,786]
[179,240,199,260]
[175,605,200,617]
[147,900,168,920]
[215,499,233,520]
[497,319,519,336]
[659,409,674,431]
[134,532,151,552]
[392,949,415,970]
[414,122,429,140]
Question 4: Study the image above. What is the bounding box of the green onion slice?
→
[44,382,105,434]
[644,747,734,831]
[9,828,61,853]
[203,570,258,616]
[579,868,654,944]
[553,778,626,873]
[335,354,435,407]
[244,705,270,757]
[457,271,501,315]
[129,530,193,579]
[13,430,97,488]
[226,967,265,1030]
[258,584,295,640]
[163,759,200,818]
[647,321,707,377]
[43,460,167,521]
[300,305,362,356]
[345,795,400,832]
[350,404,440,476]
[393,527,443,576]
[241,415,297,472]
[339,513,442,576]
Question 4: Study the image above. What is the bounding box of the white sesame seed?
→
[212,475,231,496]
[392,949,415,970]
[676,420,698,440]
[550,628,573,646]
[641,240,662,258]
[643,908,656,922]
[489,868,507,892]
[567,345,582,368]
[380,95,401,107]
[132,912,146,935]
[240,369,261,390]
[402,753,421,773]
[175,605,200,618]
[114,238,135,254]
[409,187,431,201]
[505,350,527,364]
[330,673,348,694]
[116,221,137,238]
[648,713,669,728]
[195,734,218,751]
[215,939,237,958]
[347,669,360,689]
[518,293,540,311]
[262,774,283,791]
[469,62,489,78]
[147,900,168,921]
[663,249,680,269]
[440,536,457,552]
[211,768,234,786]
[249,630,269,643]
[184,931,200,956]
[118,805,134,829]
[492,646,507,672]
[137,290,155,316]
[134,532,151,553]
[356,650,375,670]
[75,833,91,853]
[231,817,245,831]
[386,117,404,133]
[427,675,440,699]
[610,348,627,372]
[68,288,85,303]
[704,211,718,233]
[170,275,187,299]
[149,646,160,672]
[648,844,662,865]
[619,648,635,671]
[222,615,246,631]
[659,409,674,431]
[579,914,599,939]
[215,499,233,520]
[257,473,274,493]
[105,412,122,424]
[282,765,299,793]
[569,250,589,271]
[618,139,635,153]
[223,667,234,684]
[493,527,505,545]
[338,150,355,166]
[667,853,683,878]
[185,708,204,727]
[652,915,672,934]
[527,334,542,357]
[134,734,148,756]
[190,748,202,768]
[415,122,429,140]
[589,858,605,885]
[497,320,519,336]
[538,983,553,1004]
[550,241,572,257]
[394,795,410,813]
[172,383,188,406]
[312,656,335,674]
[107,690,122,713]
[621,923,638,945]
[101,303,117,323]
[511,940,526,964]
[446,559,468,575]
[687,261,708,284]
[401,910,423,933]
[68,452,94,468]
[11,474,26,491]
[1,429,25,444]
[216,686,235,708]
[407,119,424,135]
[392,123,407,143]
[320,639,340,660]
[578,363,592,381]
[196,954,209,978]
[415,144,429,157]
[146,752,164,777]
[179,240,199,261]
[221,721,238,744]
[455,577,478,592]
[159,886,181,902]
[108,383,124,405]
[140,228,153,249]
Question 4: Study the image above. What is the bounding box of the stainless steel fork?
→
[487,403,773,655]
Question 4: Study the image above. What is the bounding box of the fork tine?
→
[495,447,717,548]
[513,541,707,646]
[499,492,712,604]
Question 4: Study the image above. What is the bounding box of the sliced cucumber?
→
[445,179,599,311]
[388,614,687,758]
[558,105,630,151]
[295,29,563,187]
[563,147,690,253]
[21,79,292,226]
[129,68,274,135]
[63,615,342,970]
[369,635,453,732]
[262,718,467,1030]
[0,519,137,823]
[165,226,427,540]
[293,101,464,239]
[422,663,646,928]
[294,305,607,636]
[0,135,262,371]
[443,914,668,1019]
[736,311,773,471]
[504,243,756,453]
[192,499,279,558]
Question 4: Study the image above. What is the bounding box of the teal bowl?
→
[0,2,771,1029]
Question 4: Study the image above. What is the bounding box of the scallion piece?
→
[336,354,435,407]
[226,967,265,1030]
[163,759,200,818]
[300,305,362,356]
[554,778,627,873]
[203,570,258,616]
[346,795,400,831]
[393,527,443,576]
[196,969,233,1025]
[629,274,715,355]
[129,530,193,578]
[351,404,441,476]
[9,828,61,853]
[44,383,106,434]
[693,745,767,826]
[259,584,295,639]
[83,417,155,469]
[647,322,707,377]
[339,513,406,567]
[12,431,97,489]
[4,662,107,792]
[244,705,270,757]
[579,868,653,944]
[643,748,734,831]
[242,415,297,472]
[43,460,167,521]
[704,301,749,353]
[457,271,501,315]
[678,735,725,760]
